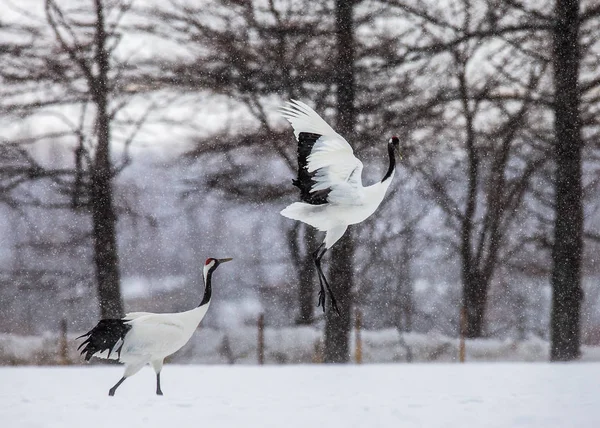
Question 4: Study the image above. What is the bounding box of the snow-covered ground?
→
[1,364,599,428]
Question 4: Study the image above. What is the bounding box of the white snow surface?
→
[1,364,599,428]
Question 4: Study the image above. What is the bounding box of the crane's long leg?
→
[320,268,340,315]
[313,244,327,311]
[108,376,126,396]
[313,244,340,314]
[152,359,164,396]
[109,361,145,397]
[156,373,163,396]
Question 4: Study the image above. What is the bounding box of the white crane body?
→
[78,258,229,396]
[281,178,393,231]
[106,305,209,363]
[91,307,208,362]
[279,100,399,311]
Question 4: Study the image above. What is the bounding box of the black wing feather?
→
[293,132,330,205]
[77,319,131,361]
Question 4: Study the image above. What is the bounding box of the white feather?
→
[94,347,120,360]
[123,311,155,321]
[281,100,365,206]
[280,99,342,140]
[120,305,209,363]
[280,100,396,249]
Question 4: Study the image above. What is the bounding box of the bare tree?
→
[387,0,600,352]
[323,0,357,363]
[550,0,584,361]
[0,0,162,319]
[385,0,550,337]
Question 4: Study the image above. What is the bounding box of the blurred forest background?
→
[1,0,600,364]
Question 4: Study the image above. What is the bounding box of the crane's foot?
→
[317,289,326,312]
[317,289,340,314]
[108,376,126,397]
[329,292,340,315]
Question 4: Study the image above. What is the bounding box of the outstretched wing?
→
[280,100,364,205]
[290,131,329,205]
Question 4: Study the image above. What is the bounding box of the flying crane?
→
[280,100,399,313]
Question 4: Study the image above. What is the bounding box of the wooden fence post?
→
[258,313,265,365]
[459,306,466,363]
[312,338,323,363]
[355,309,362,364]
[59,319,68,365]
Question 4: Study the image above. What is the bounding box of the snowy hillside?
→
[2,327,600,366]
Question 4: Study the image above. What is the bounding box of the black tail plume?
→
[77,319,131,361]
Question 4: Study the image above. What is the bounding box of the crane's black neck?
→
[199,267,215,307]
[381,142,396,182]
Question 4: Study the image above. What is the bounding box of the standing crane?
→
[77,257,232,396]
[280,100,400,313]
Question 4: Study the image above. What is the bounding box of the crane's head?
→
[388,136,401,159]
[204,257,233,274]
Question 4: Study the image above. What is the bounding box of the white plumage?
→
[280,100,400,312]
[78,257,231,396]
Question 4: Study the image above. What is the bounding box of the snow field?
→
[1,364,600,428]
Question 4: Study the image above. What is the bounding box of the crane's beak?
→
[395,145,403,161]
[393,147,402,161]
[218,258,233,263]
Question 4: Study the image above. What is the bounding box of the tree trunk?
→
[550,0,583,361]
[457,57,487,339]
[324,231,354,363]
[91,0,124,319]
[324,0,355,363]
[463,273,487,338]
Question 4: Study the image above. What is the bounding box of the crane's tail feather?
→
[77,319,131,361]
[280,202,332,231]
[280,202,314,222]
